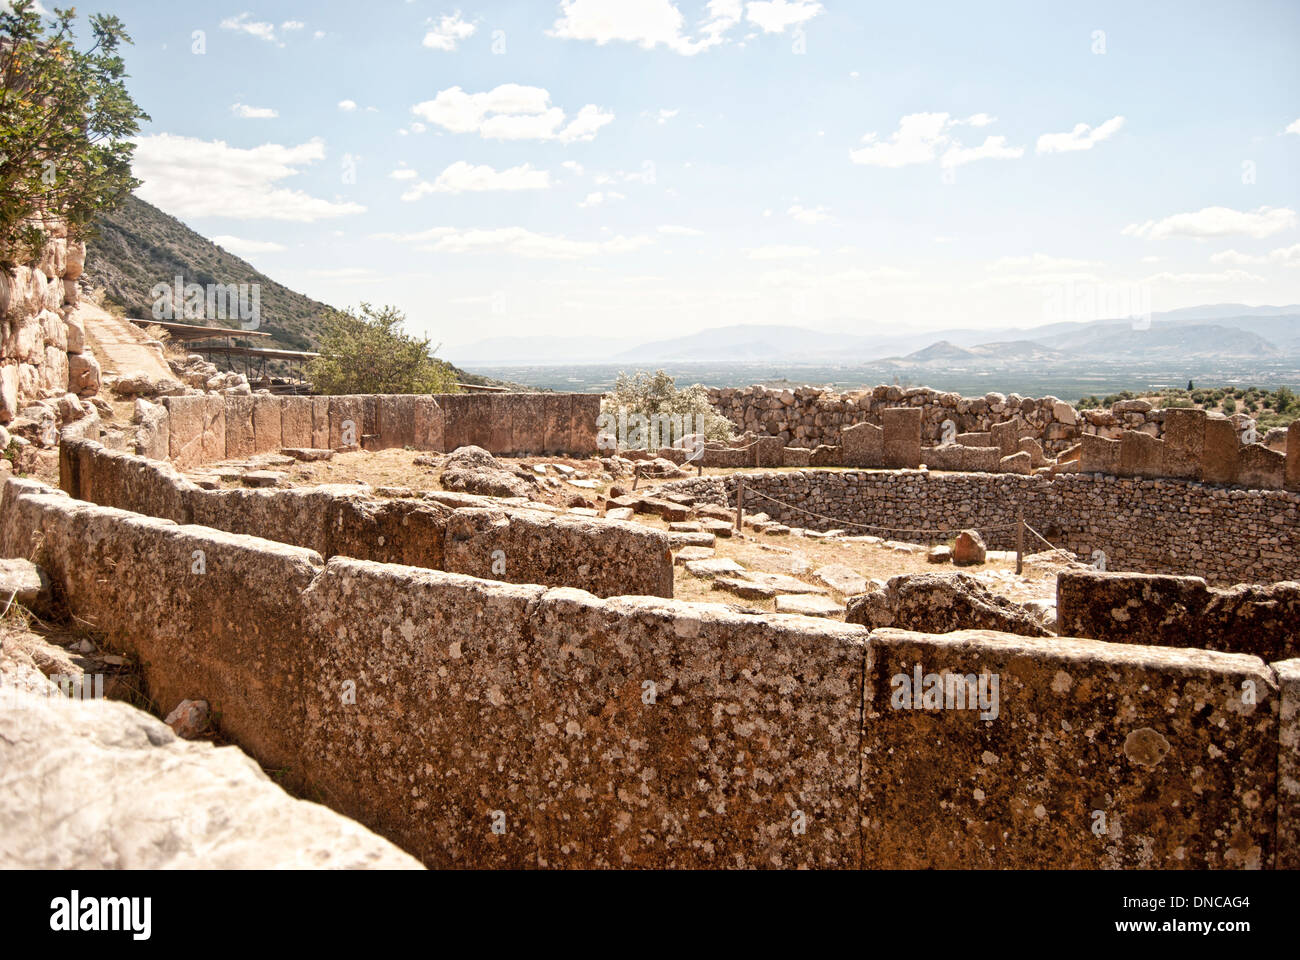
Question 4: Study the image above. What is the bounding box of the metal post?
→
[735,478,745,532]
[1016,511,1024,575]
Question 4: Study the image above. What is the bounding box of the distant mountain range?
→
[451,306,1300,368]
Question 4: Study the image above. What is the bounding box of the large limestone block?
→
[64,240,86,280]
[326,495,449,569]
[1277,658,1300,869]
[251,395,282,454]
[224,395,256,458]
[1079,433,1119,474]
[299,558,548,868]
[328,395,375,450]
[310,396,330,449]
[132,398,170,462]
[862,628,1278,868]
[569,394,601,456]
[482,394,511,454]
[375,394,416,449]
[0,557,52,615]
[841,422,884,468]
[1289,421,1300,492]
[989,418,1023,457]
[62,309,85,353]
[65,351,98,395]
[508,394,544,456]
[542,393,574,456]
[439,393,470,452]
[882,407,922,469]
[444,506,673,598]
[0,672,423,869]
[1238,443,1284,489]
[187,486,336,557]
[1117,430,1164,479]
[279,396,313,449]
[1162,408,1205,480]
[0,364,18,422]
[40,344,68,393]
[529,590,868,868]
[413,395,443,451]
[7,488,324,775]
[1057,571,1213,649]
[163,395,225,468]
[848,572,1049,636]
[1201,417,1239,485]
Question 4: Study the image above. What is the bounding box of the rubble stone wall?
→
[709,384,1276,450]
[661,470,1300,586]
[60,437,672,599]
[1,476,1294,868]
[155,392,602,468]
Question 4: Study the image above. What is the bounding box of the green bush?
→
[305,303,458,395]
[602,370,735,449]
[1222,397,1237,414]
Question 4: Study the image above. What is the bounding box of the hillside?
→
[84,195,328,352]
[81,194,512,388]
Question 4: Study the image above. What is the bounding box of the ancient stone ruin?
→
[2,384,1298,870]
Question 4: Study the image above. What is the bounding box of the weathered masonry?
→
[3,475,1297,869]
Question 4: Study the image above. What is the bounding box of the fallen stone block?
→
[684,557,745,579]
[775,594,843,617]
[846,572,1050,636]
[814,563,867,595]
[998,451,1033,475]
[0,557,51,616]
[952,529,986,565]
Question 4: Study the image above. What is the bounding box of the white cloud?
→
[1143,269,1265,284]
[402,161,551,200]
[746,0,823,34]
[372,225,654,259]
[389,167,419,180]
[1210,243,1300,267]
[231,103,278,119]
[1286,118,1300,135]
[131,133,366,222]
[281,20,305,31]
[747,244,819,259]
[561,160,585,175]
[1036,115,1125,154]
[313,30,325,40]
[337,100,358,112]
[851,112,951,167]
[788,203,830,224]
[941,135,1024,168]
[423,12,476,51]
[548,0,815,55]
[221,12,282,46]
[852,112,1022,169]
[411,85,613,142]
[1123,206,1297,240]
[658,224,704,236]
[654,108,679,124]
[210,235,286,255]
[976,253,1103,287]
[578,190,625,207]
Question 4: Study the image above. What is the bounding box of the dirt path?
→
[75,301,173,382]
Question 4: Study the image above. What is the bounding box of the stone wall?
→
[2,476,1295,868]
[61,437,673,599]
[660,470,1300,586]
[154,392,602,468]
[707,384,1259,455]
[699,394,1298,492]
[0,217,89,421]
[1056,570,1300,662]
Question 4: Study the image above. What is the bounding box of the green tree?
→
[305,303,459,395]
[603,369,735,447]
[0,2,149,262]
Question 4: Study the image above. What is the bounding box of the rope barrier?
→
[734,485,1082,563]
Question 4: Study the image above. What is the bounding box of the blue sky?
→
[66,1,1300,349]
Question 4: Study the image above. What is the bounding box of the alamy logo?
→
[50,890,151,940]
[890,664,1000,721]
[149,275,261,330]
[595,407,707,461]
